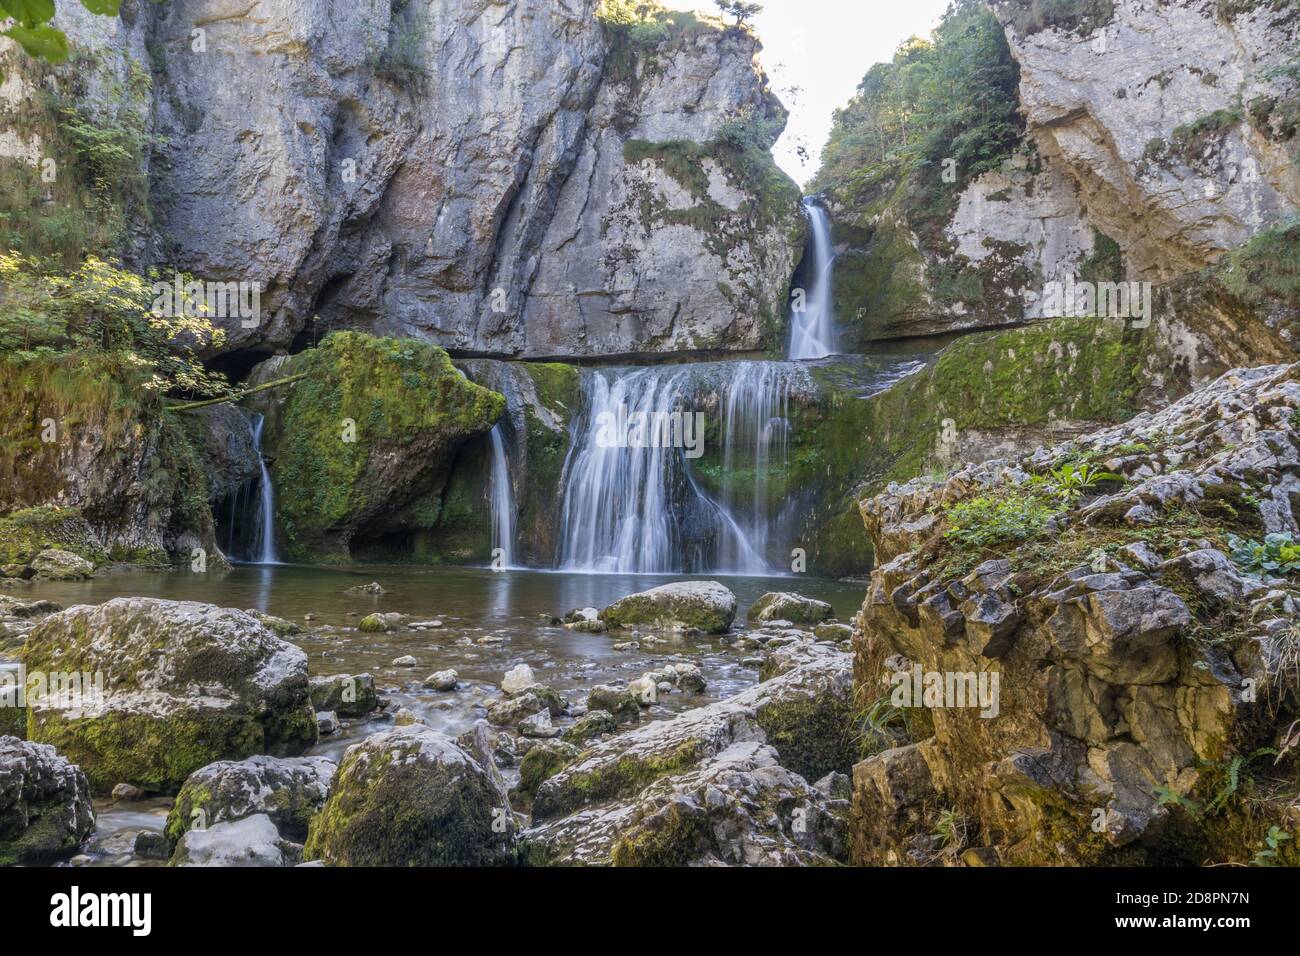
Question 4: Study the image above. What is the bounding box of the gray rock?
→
[501,663,537,697]
[748,592,835,625]
[309,673,378,718]
[172,814,298,867]
[0,736,95,864]
[166,755,338,843]
[304,727,514,866]
[29,549,93,581]
[423,669,459,692]
[600,581,738,634]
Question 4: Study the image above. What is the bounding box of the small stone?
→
[133,830,171,860]
[424,669,459,692]
[410,619,444,629]
[111,782,144,801]
[612,641,639,651]
[628,675,658,706]
[519,709,560,738]
[391,655,418,668]
[501,663,537,696]
[316,711,340,735]
[344,581,385,596]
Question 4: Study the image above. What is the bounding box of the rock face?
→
[522,649,856,865]
[0,736,95,865]
[851,362,1300,865]
[0,353,217,566]
[22,599,318,794]
[165,755,338,843]
[304,726,515,866]
[13,2,802,362]
[993,0,1300,279]
[599,581,738,633]
[818,0,1299,349]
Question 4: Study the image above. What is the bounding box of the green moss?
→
[0,706,26,740]
[517,744,577,797]
[1001,0,1117,37]
[26,709,266,795]
[0,507,101,566]
[610,800,711,866]
[754,691,858,783]
[303,738,511,866]
[266,332,504,562]
[533,742,701,819]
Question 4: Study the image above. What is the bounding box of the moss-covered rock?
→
[748,592,834,625]
[599,581,737,633]
[516,739,580,799]
[0,736,95,865]
[21,598,318,794]
[165,755,337,844]
[308,673,378,718]
[0,351,216,565]
[258,332,505,562]
[303,726,514,866]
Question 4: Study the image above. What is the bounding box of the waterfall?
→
[788,198,838,360]
[488,424,517,567]
[556,364,794,575]
[717,362,792,572]
[250,413,279,565]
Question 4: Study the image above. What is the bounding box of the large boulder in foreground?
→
[748,592,834,625]
[166,755,337,843]
[304,727,514,867]
[599,581,737,634]
[531,648,855,824]
[523,741,847,867]
[0,736,94,865]
[22,598,318,794]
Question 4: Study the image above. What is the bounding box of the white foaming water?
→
[788,198,838,360]
[488,423,517,567]
[557,364,793,575]
[250,413,279,565]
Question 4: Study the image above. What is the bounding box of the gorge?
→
[0,0,1298,874]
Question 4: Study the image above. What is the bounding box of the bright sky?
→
[660,0,953,187]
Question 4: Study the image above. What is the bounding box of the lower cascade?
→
[556,362,801,575]
[250,413,280,565]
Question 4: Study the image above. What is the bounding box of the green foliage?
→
[0,50,153,263]
[812,0,1022,217]
[362,3,430,90]
[0,253,229,397]
[1212,219,1300,307]
[1250,826,1292,866]
[944,484,1063,549]
[1228,532,1300,577]
[713,0,761,26]
[0,0,121,91]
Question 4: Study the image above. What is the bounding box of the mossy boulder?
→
[258,331,505,562]
[516,739,580,799]
[21,598,318,794]
[748,592,834,625]
[599,581,737,633]
[0,736,95,865]
[165,755,337,844]
[303,726,515,867]
[532,649,854,821]
[308,673,378,718]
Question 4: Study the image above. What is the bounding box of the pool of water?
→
[15,563,866,864]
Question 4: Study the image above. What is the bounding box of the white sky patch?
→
[659,0,952,187]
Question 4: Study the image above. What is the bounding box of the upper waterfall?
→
[788,198,838,361]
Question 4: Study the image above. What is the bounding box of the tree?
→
[0,0,122,82]
[713,1,762,27]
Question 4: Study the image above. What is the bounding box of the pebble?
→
[392,655,418,667]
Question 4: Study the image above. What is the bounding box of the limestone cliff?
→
[1,0,804,362]
[816,0,1299,349]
